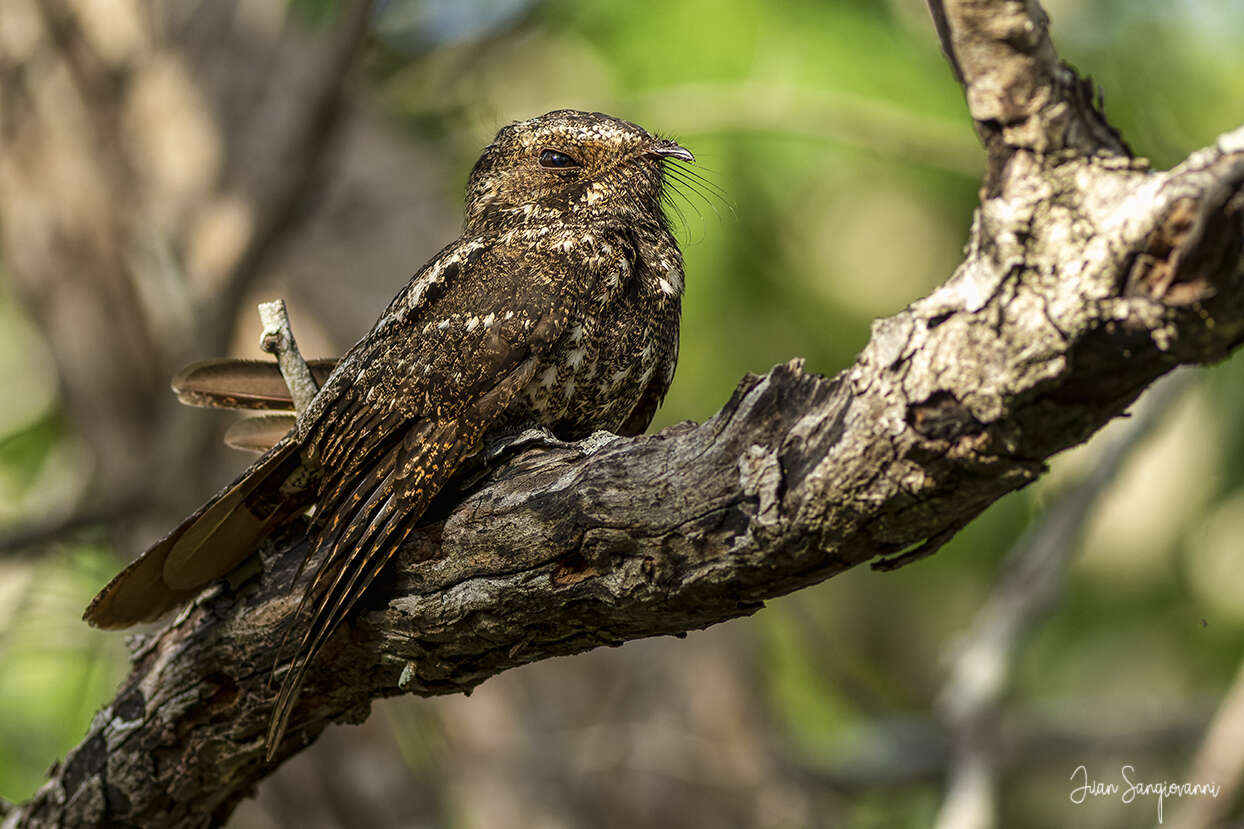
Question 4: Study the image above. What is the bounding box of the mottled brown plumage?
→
[84,110,692,757]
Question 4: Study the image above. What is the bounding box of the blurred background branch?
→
[1169,654,1244,829]
[934,372,1195,829]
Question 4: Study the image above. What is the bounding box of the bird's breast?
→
[512,250,680,439]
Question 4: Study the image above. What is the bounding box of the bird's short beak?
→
[648,140,694,163]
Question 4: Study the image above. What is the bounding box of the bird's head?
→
[464,109,693,233]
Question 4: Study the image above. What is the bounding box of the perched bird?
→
[84,110,695,756]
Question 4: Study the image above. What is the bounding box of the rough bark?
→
[6,0,1244,826]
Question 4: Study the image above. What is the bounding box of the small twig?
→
[258,299,319,414]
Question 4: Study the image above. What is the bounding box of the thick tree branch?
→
[927,0,1129,189]
[8,2,1244,827]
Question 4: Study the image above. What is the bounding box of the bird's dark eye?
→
[539,148,580,169]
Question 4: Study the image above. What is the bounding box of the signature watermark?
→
[1069,764,1220,824]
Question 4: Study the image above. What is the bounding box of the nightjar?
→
[84,109,694,756]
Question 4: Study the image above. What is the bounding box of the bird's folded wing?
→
[266,241,588,755]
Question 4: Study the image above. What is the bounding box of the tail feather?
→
[81,535,203,628]
[173,359,338,411]
[83,440,313,629]
[224,413,298,454]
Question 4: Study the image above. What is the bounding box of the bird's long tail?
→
[83,438,315,629]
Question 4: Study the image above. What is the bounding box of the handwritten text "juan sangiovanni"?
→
[1069,764,1220,824]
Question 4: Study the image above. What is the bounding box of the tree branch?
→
[927,0,1130,188]
[8,1,1244,826]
